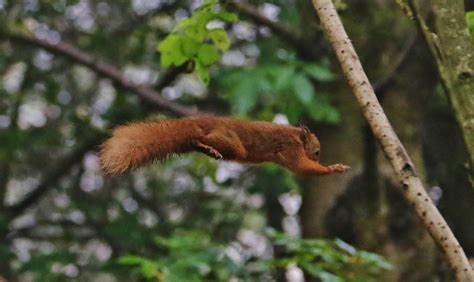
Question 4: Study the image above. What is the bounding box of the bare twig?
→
[311,0,473,280]
[1,31,202,116]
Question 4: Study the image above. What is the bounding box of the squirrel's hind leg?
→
[192,130,247,161]
[192,140,224,160]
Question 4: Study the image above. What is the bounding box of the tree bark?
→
[398,0,474,181]
[311,0,473,280]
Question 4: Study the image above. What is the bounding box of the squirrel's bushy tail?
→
[99,120,194,174]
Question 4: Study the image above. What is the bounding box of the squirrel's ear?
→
[299,125,310,144]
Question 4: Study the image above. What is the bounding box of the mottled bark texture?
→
[311,0,473,280]
[398,0,474,181]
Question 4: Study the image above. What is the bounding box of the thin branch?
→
[227,0,319,59]
[155,62,193,90]
[7,133,105,218]
[373,32,418,96]
[0,28,213,219]
[6,219,94,240]
[311,0,473,280]
[0,31,202,116]
[227,0,302,43]
[110,2,180,36]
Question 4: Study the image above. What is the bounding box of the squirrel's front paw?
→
[329,163,351,173]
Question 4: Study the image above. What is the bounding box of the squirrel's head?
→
[299,125,321,162]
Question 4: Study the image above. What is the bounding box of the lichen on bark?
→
[403,0,474,181]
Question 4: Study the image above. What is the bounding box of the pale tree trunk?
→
[311,0,474,280]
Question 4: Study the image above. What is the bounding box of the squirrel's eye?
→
[314,150,320,157]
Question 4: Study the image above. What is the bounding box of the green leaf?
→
[197,44,220,66]
[155,232,209,250]
[216,11,238,22]
[209,29,231,51]
[203,0,218,5]
[466,11,474,36]
[270,65,296,91]
[141,261,160,279]
[118,255,148,265]
[186,24,207,41]
[195,61,210,85]
[357,251,393,270]
[299,261,343,282]
[334,239,357,255]
[158,0,235,84]
[303,64,336,81]
[292,74,314,105]
[180,36,200,57]
[158,34,188,67]
[305,95,340,123]
[174,17,195,31]
[285,97,303,124]
[118,256,161,279]
[232,78,259,114]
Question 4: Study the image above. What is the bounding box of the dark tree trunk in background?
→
[421,100,474,252]
[400,0,474,179]
[417,67,474,257]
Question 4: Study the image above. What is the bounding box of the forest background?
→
[0,0,473,281]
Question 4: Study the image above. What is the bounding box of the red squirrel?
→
[99,116,350,175]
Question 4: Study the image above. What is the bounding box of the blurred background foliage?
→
[0,0,473,281]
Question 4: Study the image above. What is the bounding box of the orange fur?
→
[99,116,350,175]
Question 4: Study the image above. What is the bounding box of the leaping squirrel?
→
[99,116,350,175]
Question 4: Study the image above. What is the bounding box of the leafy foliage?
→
[158,0,237,84]
[219,61,340,123]
[118,231,242,281]
[18,251,78,282]
[266,229,392,282]
[117,228,392,282]
[466,11,474,37]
